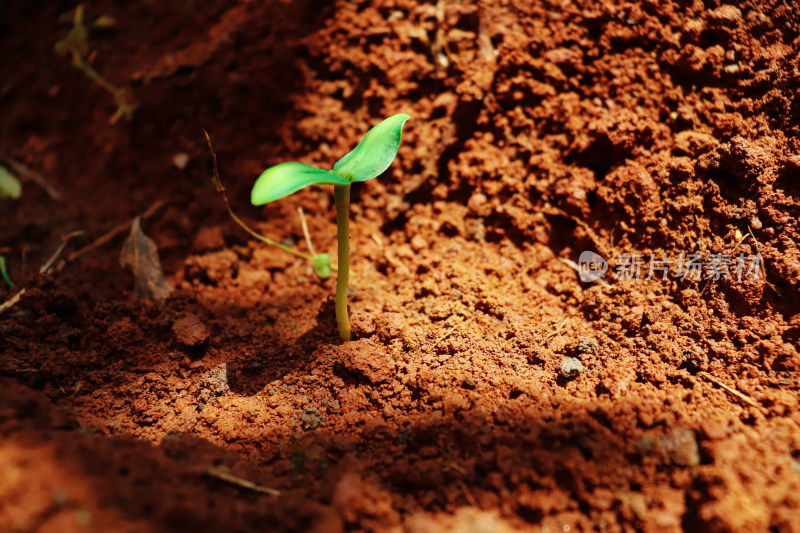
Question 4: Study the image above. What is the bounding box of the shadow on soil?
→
[1,376,706,532]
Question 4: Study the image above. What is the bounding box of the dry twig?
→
[1,155,63,201]
[63,200,167,267]
[204,466,281,496]
[698,371,764,412]
[297,207,317,256]
[459,480,479,507]
[429,317,472,352]
[40,230,84,274]
[747,225,780,296]
[545,317,571,340]
[0,288,26,315]
[202,130,336,271]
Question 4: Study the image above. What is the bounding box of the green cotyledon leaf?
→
[312,253,331,279]
[251,162,350,205]
[332,113,410,182]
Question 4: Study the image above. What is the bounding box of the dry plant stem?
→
[40,230,84,274]
[204,466,281,496]
[334,184,351,341]
[747,225,779,295]
[64,200,167,266]
[0,288,26,315]
[74,57,119,96]
[1,155,63,201]
[202,130,335,268]
[220,193,312,260]
[540,205,614,260]
[297,207,317,256]
[698,371,765,412]
[545,316,571,340]
[429,317,471,352]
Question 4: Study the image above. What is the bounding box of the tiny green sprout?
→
[0,166,22,199]
[252,113,410,341]
[0,256,14,288]
[55,5,136,124]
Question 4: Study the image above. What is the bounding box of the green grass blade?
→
[251,162,350,205]
[333,113,409,182]
[0,256,13,288]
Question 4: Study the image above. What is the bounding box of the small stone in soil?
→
[636,436,655,457]
[172,314,209,347]
[559,357,584,379]
[656,428,700,467]
[337,339,394,384]
[465,218,486,241]
[410,234,427,252]
[200,363,232,397]
[375,312,405,342]
[576,336,599,355]
[301,407,325,430]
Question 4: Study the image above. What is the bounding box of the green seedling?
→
[0,166,22,199]
[251,113,410,341]
[55,4,136,124]
[0,256,14,288]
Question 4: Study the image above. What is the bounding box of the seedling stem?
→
[334,185,351,341]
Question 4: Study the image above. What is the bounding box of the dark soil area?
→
[2,1,799,531]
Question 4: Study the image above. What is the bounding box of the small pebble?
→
[465,219,486,241]
[576,336,599,355]
[410,234,427,252]
[172,314,209,347]
[172,152,190,170]
[657,428,700,466]
[200,363,232,397]
[559,357,584,379]
[467,192,488,213]
[301,407,325,430]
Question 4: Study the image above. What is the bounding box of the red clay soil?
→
[2,1,800,531]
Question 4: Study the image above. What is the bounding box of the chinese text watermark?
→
[578,251,762,283]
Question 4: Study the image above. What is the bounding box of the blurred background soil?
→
[1,1,799,531]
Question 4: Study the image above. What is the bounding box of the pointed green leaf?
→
[251,162,350,205]
[333,113,410,182]
[0,256,14,288]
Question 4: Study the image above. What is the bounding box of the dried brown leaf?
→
[120,217,172,301]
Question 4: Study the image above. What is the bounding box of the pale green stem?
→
[333,184,351,341]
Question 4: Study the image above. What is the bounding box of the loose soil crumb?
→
[2,1,800,532]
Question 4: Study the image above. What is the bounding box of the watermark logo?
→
[578,251,762,283]
[578,251,608,282]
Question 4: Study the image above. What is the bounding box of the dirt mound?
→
[2,1,799,531]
